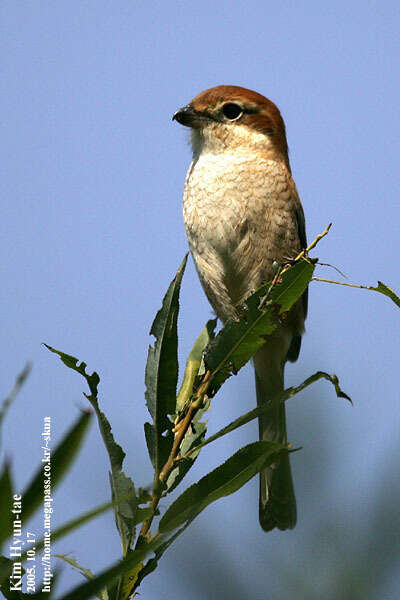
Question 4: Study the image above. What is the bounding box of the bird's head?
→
[173,85,289,167]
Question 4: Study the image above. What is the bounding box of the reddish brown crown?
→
[189,85,289,161]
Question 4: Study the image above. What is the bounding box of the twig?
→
[294,222,332,262]
[258,264,284,310]
[312,277,370,290]
[137,371,211,540]
[317,262,348,279]
[305,222,332,253]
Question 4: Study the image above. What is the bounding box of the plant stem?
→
[138,372,211,540]
[312,277,370,289]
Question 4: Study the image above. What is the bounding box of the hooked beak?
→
[172,105,209,128]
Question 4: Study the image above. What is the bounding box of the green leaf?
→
[0,555,15,586]
[54,554,95,581]
[165,319,216,495]
[132,520,194,593]
[313,277,400,308]
[45,345,137,555]
[0,364,31,447]
[0,559,59,599]
[54,536,165,600]
[0,557,29,598]
[117,557,144,600]
[372,281,400,308]
[137,487,152,505]
[176,319,217,411]
[165,398,210,495]
[268,259,314,313]
[159,441,287,533]
[109,471,138,555]
[22,410,91,523]
[144,255,188,479]
[21,498,116,563]
[0,462,14,548]
[43,344,100,396]
[185,371,351,456]
[205,259,314,396]
[133,506,153,525]
[54,555,108,600]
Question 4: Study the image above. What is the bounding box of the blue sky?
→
[2,2,399,598]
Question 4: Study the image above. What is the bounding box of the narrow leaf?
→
[54,536,165,600]
[43,344,100,396]
[185,371,351,456]
[313,278,400,308]
[165,399,210,494]
[0,364,31,446]
[0,462,14,547]
[118,558,144,600]
[54,554,108,599]
[1,567,59,599]
[109,471,138,554]
[159,441,287,532]
[0,558,47,599]
[166,320,216,494]
[176,319,217,411]
[133,507,153,525]
[22,410,91,523]
[133,519,194,592]
[137,487,152,505]
[372,281,400,308]
[144,255,188,478]
[205,259,314,396]
[54,554,95,580]
[21,499,116,562]
[0,556,15,587]
[45,345,137,554]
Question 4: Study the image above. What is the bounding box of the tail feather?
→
[254,342,297,532]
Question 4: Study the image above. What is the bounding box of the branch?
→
[138,372,211,540]
[295,222,332,261]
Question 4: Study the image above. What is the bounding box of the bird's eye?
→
[222,103,243,121]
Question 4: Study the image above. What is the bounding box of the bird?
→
[173,85,307,531]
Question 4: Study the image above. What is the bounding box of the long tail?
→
[253,343,297,532]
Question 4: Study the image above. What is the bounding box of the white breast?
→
[183,146,293,321]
